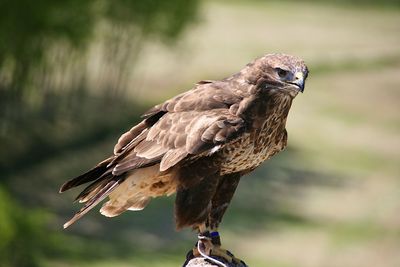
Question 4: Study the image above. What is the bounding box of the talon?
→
[210,246,245,265]
[210,247,233,263]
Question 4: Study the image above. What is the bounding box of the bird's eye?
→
[276,68,289,79]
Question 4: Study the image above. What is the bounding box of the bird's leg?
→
[191,224,214,257]
[183,174,246,266]
[192,223,212,256]
[200,174,246,266]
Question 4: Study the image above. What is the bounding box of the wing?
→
[61,80,255,194]
[59,81,249,223]
[141,81,243,118]
[110,81,248,174]
[113,109,246,174]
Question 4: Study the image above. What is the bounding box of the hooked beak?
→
[289,72,305,93]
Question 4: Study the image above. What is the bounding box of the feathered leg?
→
[183,174,247,267]
[208,174,245,266]
[174,156,221,229]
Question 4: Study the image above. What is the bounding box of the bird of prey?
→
[60,53,308,266]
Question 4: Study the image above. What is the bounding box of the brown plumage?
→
[60,53,309,233]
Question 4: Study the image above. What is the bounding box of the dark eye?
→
[276,68,289,78]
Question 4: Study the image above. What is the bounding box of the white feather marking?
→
[208,145,221,155]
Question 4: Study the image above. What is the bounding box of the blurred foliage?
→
[0,0,199,174]
[0,88,145,178]
[0,1,199,266]
[0,186,49,267]
[0,0,199,157]
[0,0,198,94]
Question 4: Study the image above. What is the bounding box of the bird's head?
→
[244,53,309,97]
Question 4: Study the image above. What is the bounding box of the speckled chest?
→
[219,122,287,175]
[219,94,291,175]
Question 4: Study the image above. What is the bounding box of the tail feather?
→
[74,169,114,202]
[60,159,166,228]
[76,178,110,203]
[59,157,113,193]
[63,178,120,229]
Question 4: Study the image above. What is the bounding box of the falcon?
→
[60,53,309,266]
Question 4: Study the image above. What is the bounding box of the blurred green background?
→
[1,0,399,266]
